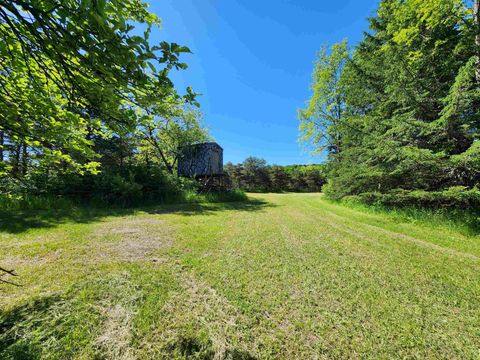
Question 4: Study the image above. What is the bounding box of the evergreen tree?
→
[301,0,480,207]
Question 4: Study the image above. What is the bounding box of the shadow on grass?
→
[168,335,257,359]
[0,295,62,359]
[0,293,258,359]
[0,198,275,234]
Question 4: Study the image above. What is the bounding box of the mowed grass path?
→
[1,193,480,359]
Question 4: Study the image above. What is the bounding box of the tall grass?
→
[338,196,480,236]
[0,189,248,212]
[182,189,248,203]
[0,194,75,211]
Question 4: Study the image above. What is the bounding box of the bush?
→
[338,192,480,236]
[26,165,198,207]
[349,187,480,209]
[0,168,247,210]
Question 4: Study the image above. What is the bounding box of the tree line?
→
[225,157,326,192]
[299,0,480,208]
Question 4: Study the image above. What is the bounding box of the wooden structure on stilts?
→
[177,142,231,191]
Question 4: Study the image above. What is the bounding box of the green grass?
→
[1,193,480,359]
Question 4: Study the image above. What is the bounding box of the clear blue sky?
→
[147,0,379,165]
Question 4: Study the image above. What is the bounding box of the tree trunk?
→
[12,143,21,177]
[146,128,173,174]
[119,136,124,174]
[0,131,3,162]
[474,0,480,84]
[21,142,28,176]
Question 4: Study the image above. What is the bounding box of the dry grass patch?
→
[88,216,174,263]
[136,262,256,359]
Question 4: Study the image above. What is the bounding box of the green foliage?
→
[298,40,349,155]
[0,0,195,175]
[139,106,210,174]
[342,186,480,209]
[225,158,326,192]
[0,170,246,210]
[339,193,480,236]
[0,1,212,208]
[301,0,480,208]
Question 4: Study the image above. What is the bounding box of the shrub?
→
[338,192,480,236]
[352,187,480,209]
[0,167,247,210]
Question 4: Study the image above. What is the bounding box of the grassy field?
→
[1,193,479,359]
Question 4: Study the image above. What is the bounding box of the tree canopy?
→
[0,0,197,176]
[225,158,326,193]
[300,0,480,208]
[0,0,209,205]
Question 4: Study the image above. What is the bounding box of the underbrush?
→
[0,168,249,211]
[183,189,248,203]
[0,194,75,211]
[321,184,480,236]
[337,194,480,236]
[346,187,480,209]
[0,189,248,212]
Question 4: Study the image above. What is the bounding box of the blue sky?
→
[147,0,379,165]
